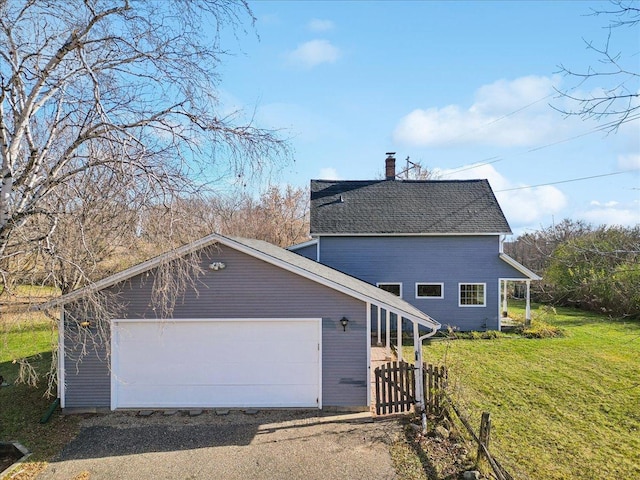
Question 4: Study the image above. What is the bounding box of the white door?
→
[111,318,321,409]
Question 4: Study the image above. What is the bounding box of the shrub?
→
[520,319,564,338]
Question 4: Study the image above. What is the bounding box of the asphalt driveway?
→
[38,410,402,480]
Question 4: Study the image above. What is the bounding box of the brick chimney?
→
[385,152,396,180]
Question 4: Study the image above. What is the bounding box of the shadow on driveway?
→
[38,410,402,480]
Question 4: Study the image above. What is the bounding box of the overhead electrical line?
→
[441,112,640,178]
[494,170,635,192]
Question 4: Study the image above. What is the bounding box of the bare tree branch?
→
[553,0,640,131]
[0,0,290,289]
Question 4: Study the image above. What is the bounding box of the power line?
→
[441,112,640,178]
[436,93,555,148]
[494,170,635,192]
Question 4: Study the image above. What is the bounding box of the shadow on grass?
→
[550,310,640,330]
[511,300,640,330]
[394,418,441,480]
[0,352,80,462]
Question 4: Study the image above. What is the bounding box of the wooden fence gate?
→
[374,362,448,416]
[374,361,416,415]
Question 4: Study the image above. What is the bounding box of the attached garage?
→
[48,234,439,412]
[111,318,321,409]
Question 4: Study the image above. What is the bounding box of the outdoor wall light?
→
[208,262,226,271]
[340,317,349,331]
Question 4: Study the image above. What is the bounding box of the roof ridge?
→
[310,178,489,184]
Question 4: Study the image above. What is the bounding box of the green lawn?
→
[405,302,640,480]
[1,311,80,478]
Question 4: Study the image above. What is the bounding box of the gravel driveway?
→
[38,410,402,480]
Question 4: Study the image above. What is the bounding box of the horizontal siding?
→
[320,236,523,331]
[66,245,368,408]
[63,318,111,408]
[290,243,318,261]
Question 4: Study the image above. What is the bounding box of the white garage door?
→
[111,318,321,410]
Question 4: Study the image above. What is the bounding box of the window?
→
[459,283,486,307]
[416,283,444,299]
[377,282,402,297]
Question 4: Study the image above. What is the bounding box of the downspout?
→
[58,307,65,408]
[414,322,439,434]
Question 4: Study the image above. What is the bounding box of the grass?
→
[1,291,80,480]
[404,301,640,480]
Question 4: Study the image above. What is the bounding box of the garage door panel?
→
[117,383,318,409]
[118,360,319,387]
[112,319,321,409]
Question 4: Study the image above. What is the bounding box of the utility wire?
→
[494,170,635,192]
[436,93,556,148]
[442,112,640,177]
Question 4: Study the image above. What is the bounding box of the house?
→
[43,234,440,412]
[289,154,540,333]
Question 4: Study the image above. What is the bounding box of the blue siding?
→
[64,245,368,409]
[320,236,528,331]
[289,243,318,261]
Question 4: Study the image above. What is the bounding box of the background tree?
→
[505,221,640,318]
[555,0,639,130]
[504,219,591,277]
[544,225,640,316]
[0,0,289,298]
[138,185,310,250]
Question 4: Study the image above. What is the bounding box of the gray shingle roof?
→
[311,179,512,235]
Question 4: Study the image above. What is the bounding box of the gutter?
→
[414,324,440,434]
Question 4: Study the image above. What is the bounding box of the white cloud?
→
[618,153,640,170]
[318,167,341,180]
[307,19,335,32]
[590,200,619,208]
[287,39,341,69]
[393,75,571,147]
[580,202,640,226]
[438,163,567,226]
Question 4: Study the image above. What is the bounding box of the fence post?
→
[477,412,491,462]
[375,367,381,416]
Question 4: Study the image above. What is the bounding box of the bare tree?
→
[554,0,640,130]
[138,184,310,249]
[0,0,289,296]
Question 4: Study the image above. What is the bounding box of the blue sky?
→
[219,1,639,236]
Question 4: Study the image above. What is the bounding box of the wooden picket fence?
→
[373,361,513,479]
[373,361,447,416]
[374,361,415,415]
[423,363,447,415]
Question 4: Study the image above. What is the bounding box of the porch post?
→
[385,309,391,359]
[397,314,403,362]
[377,305,382,346]
[525,280,531,326]
[502,280,508,317]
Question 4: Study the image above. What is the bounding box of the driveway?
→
[38,410,402,480]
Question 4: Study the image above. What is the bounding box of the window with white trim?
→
[377,282,402,297]
[459,283,486,307]
[416,283,444,299]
